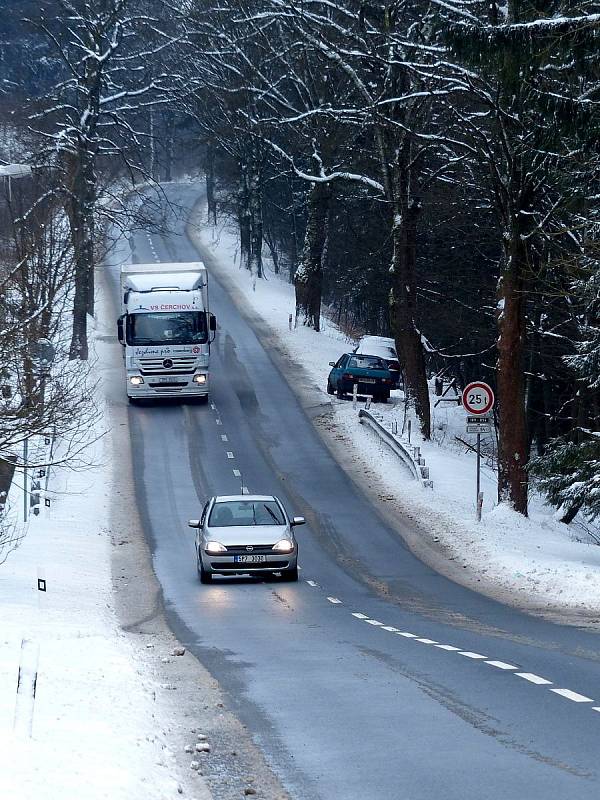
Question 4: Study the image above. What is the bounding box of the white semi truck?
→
[117,262,216,403]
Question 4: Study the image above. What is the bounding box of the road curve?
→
[105,183,600,800]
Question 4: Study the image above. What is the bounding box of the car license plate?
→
[157,376,181,383]
[234,555,267,563]
[361,378,376,383]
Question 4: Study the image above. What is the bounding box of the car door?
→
[332,355,347,384]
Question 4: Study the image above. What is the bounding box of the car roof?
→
[213,494,278,503]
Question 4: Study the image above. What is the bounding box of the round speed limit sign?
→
[462,382,495,415]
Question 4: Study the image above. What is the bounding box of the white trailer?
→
[117,262,216,403]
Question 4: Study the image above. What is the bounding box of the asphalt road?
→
[105,183,600,800]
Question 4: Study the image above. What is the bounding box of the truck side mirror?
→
[209,314,217,332]
[117,315,126,345]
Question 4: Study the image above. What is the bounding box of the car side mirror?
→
[188,519,201,528]
[329,362,336,367]
[291,516,305,527]
[117,315,126,345]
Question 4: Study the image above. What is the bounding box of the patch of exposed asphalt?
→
[101,271,291,800]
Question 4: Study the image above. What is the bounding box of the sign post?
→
[462,382,495,521]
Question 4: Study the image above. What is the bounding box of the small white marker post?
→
[13,639,39,738]
[352,383,358,409]
[462,382,495,521]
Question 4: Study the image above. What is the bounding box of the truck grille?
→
[139,356,196,376]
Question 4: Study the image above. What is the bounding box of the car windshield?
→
[209,501,285,527]
[347,355,386,370]
[127,312,207,346]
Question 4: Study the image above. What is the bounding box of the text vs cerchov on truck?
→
[117,262,216,403]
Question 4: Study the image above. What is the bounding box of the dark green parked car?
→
[327,353,394,403]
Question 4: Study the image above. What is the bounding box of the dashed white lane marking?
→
[306,580,318,587]
[435,644,462,652]
[551,689,593,703]
[216,419,222,425]
[395,631,417,638]
[516,673,553,686]
[210,403,216,410]
[221,434,228,442]
[486,660,517,670]
[592,707,600,713]
[226,452,235,459]
[365,619,383,626]
[460,652,487,660]
[381,626,399,633]
[327,597,342,604]
[352,613,369,619]
[416,638,438,645]
[232,469,241,477]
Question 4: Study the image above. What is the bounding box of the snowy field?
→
[0,304,210,800]
[191,207,600,619]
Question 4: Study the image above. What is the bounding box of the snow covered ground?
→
[191,206,600,620]
[0,306,212,800]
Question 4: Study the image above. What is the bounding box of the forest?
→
[0,0,598,523]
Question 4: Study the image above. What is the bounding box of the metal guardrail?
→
[358,409,433,489]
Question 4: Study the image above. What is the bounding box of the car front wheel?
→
[280,565,299,582]
[326,381,334,395]
[198,556,212,584]
[336,384,346,399]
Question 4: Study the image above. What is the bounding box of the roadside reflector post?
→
[477,490,484,522]
[13,639,39,739]
[288,313,292,331]
[352,383,358,409]
[407,419,411,445]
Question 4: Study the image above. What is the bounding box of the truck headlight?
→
[129,376,144,386]
[193,374,207,385]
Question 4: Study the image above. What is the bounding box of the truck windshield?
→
[127,312,207,346]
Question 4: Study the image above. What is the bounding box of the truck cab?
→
[117,262,216,403]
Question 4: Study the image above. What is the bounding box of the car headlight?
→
[193,374,207,384]
[272,538,294,554]
[129,375,144,386]
[205,540,227,554]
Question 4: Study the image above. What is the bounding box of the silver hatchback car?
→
[188,495,305,583]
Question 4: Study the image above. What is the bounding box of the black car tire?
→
[198,556,212,584]
[336,384,346,399]
[326,381,335,395]
[280,565,299,582]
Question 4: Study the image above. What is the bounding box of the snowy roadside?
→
[189,203,600,623]
[0,340,211,799]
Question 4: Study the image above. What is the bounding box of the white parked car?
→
[354,336,402,387]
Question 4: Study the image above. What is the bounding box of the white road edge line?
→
[306,580,318,587]
[221,435,228,441]
[232,469,241,477]
[365,620,383,626]
[381,626,399,633]
[395,632,417,638]
[550,689,593,703]
[460,652,487,660]
[435,645,462,652]
[327,597,342,604]
[352,613,369,619]
[416,638,438,645]
[486,660,517,670]
[226,452,235,459]
[516,673,553,685]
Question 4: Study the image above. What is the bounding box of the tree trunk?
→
[295,182,330,331]
[237,161,251,269]
[390,201,431,439]
[249,157,263,279]
[497,237,529,514]
[205,139,217,225]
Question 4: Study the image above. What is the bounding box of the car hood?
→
[204,525,290,545]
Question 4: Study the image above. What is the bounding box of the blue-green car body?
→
[327,353,394,402]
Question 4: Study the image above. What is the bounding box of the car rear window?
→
[347,355,386,370]
[209,500,285,527]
